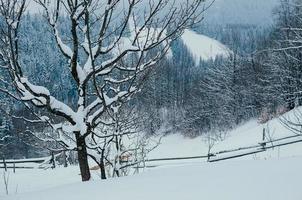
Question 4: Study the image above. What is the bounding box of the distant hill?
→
[180,29,231,63]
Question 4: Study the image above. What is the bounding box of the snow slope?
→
[2,108,302,200]
[148,107,302,162]
[181,29,231,63]
[3,157,302,200]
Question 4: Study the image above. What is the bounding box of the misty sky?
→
[203,0,279,25]
[26,0,279,26]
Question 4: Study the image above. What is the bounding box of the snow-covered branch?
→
[0,0,207,181]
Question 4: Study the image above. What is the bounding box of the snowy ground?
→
[149,108,302,161]
[2,108,302,200]
[2,157,302,200]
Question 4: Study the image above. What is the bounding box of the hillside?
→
[2,107,302,200]
[149,107,302,161]
[1,1,301,199]
[180,29,231,63]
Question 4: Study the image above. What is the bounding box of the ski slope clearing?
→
[2,157,302,200]
[181,29,231,63]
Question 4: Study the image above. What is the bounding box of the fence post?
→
[51,151,56,169]
[3,157,7,171]
[63,151,68,168]
[261,128,266,150]
[262,128,266,141]
[13,162,15,173]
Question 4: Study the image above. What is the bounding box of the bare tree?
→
[104,107,161,178]
[0,0,209,181]
[265,0,302,135]
[86,104,161,179]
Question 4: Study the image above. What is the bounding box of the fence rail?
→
[145,134,302,165]
[0,166,34,169]
[0,158,46,164]
[146,155,213,162]
[1,134,302,170]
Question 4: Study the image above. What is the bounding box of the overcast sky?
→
[203,0,279,26]
[25,0,279,26]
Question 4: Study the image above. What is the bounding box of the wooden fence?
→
[1,133,302,170]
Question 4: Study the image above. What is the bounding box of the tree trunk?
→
[100,149,107,180]
[76,133,91,181]
[99,160,107,180]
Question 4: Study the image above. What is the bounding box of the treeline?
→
[136,0,302,136]
[1,0,301,158]
[137,31,270,137]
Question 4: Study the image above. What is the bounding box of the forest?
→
[1,0,302,200]
[0,0,298,188]
[1,0,300,158]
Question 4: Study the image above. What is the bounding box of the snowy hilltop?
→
[181,29,231,63]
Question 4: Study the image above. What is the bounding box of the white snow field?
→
[181,29,231,63]
[2,157,302,200]
[2,108,302,200]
